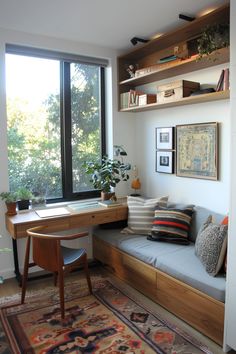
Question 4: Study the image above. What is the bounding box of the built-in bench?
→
[93,205,226,345]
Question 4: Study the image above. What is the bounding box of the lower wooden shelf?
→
[120,90,230,112]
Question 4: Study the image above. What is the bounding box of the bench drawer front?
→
[121,253,156,297]
[155,270,224,345]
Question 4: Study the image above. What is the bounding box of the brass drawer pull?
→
[164,89,175,97]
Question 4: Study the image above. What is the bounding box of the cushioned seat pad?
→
[93,228,226,302]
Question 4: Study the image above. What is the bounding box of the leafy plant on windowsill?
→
[82,145,131,198]
[197,23,229,60]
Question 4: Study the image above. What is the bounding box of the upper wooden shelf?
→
[119,48,229,87]
[120,90,229,113]
[118,3,229,62]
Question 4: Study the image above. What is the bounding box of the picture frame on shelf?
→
[156,127,174,150]
[156,151,174,174]
[176,122,218,180]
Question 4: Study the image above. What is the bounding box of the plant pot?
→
[101,192,115,201]
[17,199,30,210]
[5,202,17,216]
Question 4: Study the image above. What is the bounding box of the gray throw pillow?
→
[195,217,228,276]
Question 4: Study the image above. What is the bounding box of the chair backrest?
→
[27,226,88,272]
[32,237,61,272]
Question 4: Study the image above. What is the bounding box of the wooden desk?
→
[5,203,128,282]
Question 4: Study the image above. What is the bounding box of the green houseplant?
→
[83,146,131,200]
[17,187,33,210]
[197,23,229,60]
[0,192,18,216]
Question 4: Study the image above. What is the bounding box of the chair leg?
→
[84,254,92,294]
[21,237,31,304]
[58,267,65,319]
[53,272,58,286]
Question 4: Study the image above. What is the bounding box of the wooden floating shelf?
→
[119,48,229,88]
[120,90,230,113]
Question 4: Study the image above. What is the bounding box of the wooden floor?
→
[0,267,235,354]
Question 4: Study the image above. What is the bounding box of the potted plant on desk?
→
[17,187,33,210]
[0,192,18,216]
[83,146,131,200]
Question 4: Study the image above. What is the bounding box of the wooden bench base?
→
[93,235,224,345]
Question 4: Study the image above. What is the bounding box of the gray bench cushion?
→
[93,228,226,302]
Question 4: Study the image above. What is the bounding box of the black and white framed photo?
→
[156,127,174,150]
[156,151,174,174]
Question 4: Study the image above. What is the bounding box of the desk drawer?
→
[70,209,123,228]
[15,219,70,238]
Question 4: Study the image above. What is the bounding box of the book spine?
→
[223,68,229,91]
[216,70,224,92]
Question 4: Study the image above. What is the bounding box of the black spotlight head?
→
[130,37,149,46]
[179,13,195,22]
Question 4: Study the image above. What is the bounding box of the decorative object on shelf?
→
[0,192,18,216]
[157,80,200,104]
[98,200,122,208]
[83,145,131,201]
[130,165,141,196]
[17,187,33,210]
[139,94,156,106]
[156,127,174,150]
[197,23,229,60]
[128,89,143,107]
[126,64,136,78]
[156,151,174,174]
[176,122,218,180]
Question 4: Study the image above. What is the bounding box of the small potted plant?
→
[83,146,131,200]
[0,191,18,216]
[17,187,33,210]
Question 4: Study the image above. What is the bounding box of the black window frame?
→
[6,45,107,203]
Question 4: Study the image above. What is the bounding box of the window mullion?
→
[61,62,73,200]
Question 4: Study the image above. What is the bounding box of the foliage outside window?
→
[6,48,106,202]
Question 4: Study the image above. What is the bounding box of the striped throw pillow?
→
[121,196,168,235]
[150,205,194,244]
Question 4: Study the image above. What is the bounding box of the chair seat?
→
[61,246,86,265]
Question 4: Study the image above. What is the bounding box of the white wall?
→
[224,0,236,351]
[130,64,230,214]
[0,28,135,279]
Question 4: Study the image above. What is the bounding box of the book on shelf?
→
[120,92,129,109]
[128,89,144,107]
[216,68,230,92]
[98,200,122,208]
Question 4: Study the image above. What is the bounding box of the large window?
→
[5,46,106,202]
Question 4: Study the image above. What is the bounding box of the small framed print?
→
[156,151,174,174]
[156,127,174,150]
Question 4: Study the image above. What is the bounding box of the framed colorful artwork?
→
[176,122,218,180]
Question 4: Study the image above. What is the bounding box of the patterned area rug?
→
[0,278,213,354]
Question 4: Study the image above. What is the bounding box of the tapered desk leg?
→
[12,238,22,286]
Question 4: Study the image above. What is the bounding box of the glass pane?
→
[6,54,62,199]
[71,63,101,192]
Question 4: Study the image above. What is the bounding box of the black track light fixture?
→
[179,13,195,22]
[130,37,149,46]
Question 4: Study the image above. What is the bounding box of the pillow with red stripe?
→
[150,205,194,245]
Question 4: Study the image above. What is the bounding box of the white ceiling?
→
[0,0,227,51]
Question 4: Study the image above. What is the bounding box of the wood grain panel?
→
[93,235,224,345]
[155,269,224,345]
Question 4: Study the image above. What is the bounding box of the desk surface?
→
[5,202,128,239]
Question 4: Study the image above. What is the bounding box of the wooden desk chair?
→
[21,226,92,319]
